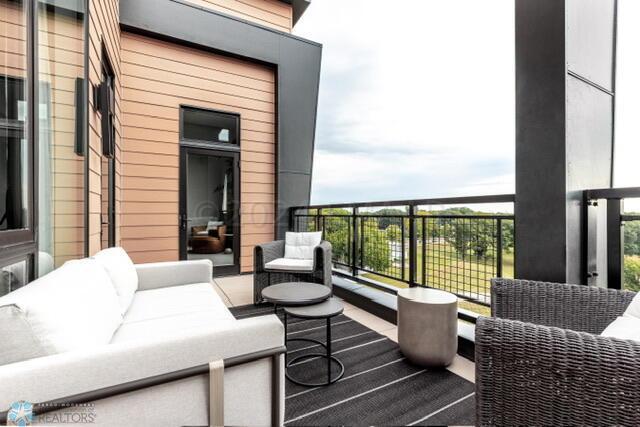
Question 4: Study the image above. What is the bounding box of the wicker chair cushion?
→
[601,315,640,342]
[265,258,314,272]
[284,232,322,260]
[624,293,640,319]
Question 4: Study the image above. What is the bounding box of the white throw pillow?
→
[93,247,139,315]
[601,315,640,342]
[0,259,122,365]
[623,292,640,319]
[284,232,322,260]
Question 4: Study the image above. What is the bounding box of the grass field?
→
[358,242,514,317]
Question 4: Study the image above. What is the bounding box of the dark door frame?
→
[179,146,241,276]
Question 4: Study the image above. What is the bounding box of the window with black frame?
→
[98,47,116,249]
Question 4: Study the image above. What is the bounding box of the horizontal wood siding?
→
[185,0,293,32]
[88,0,122,255]
[121,33,276,271]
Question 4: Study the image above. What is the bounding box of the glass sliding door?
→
[180,147,240,276]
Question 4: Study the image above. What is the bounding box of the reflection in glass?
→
[0,259,27,297]
[37,1,86,274]
[0,1,28,232]
[186,154,236,267]
[182,108,239,145]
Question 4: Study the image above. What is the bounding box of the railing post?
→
[315,208,322,233]
[607,199,623,290]
[496,218,503,278]
[289,208,296,232]
[408,204,417,287]
[351,207,358,277]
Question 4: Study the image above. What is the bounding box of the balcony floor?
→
[213,275,475,384]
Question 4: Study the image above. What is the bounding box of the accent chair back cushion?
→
[0,259,122,365]
[284,232,322,260]
[93,247,139,315]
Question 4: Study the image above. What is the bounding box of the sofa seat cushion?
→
[111,310,235,343]
[121,283,233,324]
[265,258,314,272]
[0,259,122,365]
[93,247,139,316]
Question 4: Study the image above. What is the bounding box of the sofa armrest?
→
[135,259,213,290]
[491,278,636,333]
[0,316,285,427]
[475,316,640,426]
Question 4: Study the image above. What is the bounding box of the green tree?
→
[624,221,640,257]
[624,256,640,292]
[386,224,402,243]
[361,219,391,272]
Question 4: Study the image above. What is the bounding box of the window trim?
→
[0,0,36,255]
[179,105,241,152]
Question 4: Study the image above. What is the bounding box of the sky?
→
[293,0,640,209]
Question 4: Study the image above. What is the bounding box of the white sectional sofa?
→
[0,248,284,426]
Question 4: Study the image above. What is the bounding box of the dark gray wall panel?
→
[567,0,616,91]
[515,0,568,282]
[119,0,322,240]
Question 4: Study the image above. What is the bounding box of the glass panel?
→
[0,259,28,297]
[0,1,29,232]
[182,108,238,145]
[186,153,236,268]
[37,1,86,274]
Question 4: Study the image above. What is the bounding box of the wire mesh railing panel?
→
[623,218,640,292]
[323,215,353,268]
[359,215,406,281]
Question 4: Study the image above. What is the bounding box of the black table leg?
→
[327,317,331,384]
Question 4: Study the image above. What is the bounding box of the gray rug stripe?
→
[229,304,475,426]
[284,370,428,425]
[408,392,476,426]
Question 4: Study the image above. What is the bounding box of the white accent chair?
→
[0,248,284,426]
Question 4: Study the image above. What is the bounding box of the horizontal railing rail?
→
[0,346,286,426]
[291,195,515,314]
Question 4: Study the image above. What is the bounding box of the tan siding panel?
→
[121,32,275,272]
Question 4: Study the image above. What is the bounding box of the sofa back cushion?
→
[624,293,640,319]
[0,259,122,365]
[93,247,138,315]
[284,232,322,260]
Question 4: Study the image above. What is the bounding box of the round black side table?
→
[284,297,345,387]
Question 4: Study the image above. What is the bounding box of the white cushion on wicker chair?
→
[623,293,640,319]
[284,232,322,260]
[601,315,640,342]
[265,258,314,272]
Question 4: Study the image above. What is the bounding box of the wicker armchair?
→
[476,278,640,426]
[253,240,332,304]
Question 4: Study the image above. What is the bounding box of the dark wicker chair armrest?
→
[491,278,636,334]
[254,240,285,272]
[314,241,333,289]
[476,316,640,426]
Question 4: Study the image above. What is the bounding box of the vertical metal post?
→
[401,216,406,282]
[607,199,623,289]
[351,207,358,277]
[496,218,503,278]
[289,208,295,232]
[360,213,365,270]
[408,204,417,287]
[315,208,321,232]
[422,217,427,286]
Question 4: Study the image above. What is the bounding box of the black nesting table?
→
[260,282,344,387]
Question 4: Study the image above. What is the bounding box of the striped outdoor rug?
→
[230,304,475,426]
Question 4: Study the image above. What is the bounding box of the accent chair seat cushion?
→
[601,315,640,342]
[265,258,314,272]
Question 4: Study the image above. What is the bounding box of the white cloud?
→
[295,0,516,204]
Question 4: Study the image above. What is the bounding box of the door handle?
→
[180,214,187,231]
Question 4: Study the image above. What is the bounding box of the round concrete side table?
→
[397,288,458,367]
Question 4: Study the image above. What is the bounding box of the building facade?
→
[0,0,320,293]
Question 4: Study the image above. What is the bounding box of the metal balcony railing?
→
[290,195,515,315]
